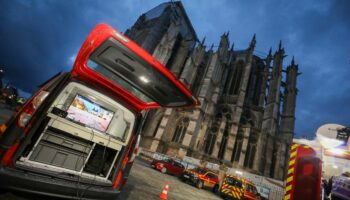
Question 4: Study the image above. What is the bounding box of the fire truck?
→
[283,143,322,200]
[0,24,199,199]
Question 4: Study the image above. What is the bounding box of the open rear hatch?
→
[10,24,199,187]
[72,24,199,111]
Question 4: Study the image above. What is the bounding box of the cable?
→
[75,127,95,199]
[78,130,112,199]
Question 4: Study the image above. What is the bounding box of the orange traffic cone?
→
[159,183,169,200]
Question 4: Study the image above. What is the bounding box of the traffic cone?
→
[159,183,169,200]
[0,124,7,134]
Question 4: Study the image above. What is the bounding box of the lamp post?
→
[0,68,4,89]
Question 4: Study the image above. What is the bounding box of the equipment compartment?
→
[29,128,93,171]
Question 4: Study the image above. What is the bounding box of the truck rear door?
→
[71,24,200,112]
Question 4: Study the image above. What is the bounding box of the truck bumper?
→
[0,166,120,200]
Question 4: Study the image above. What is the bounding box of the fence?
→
[138,148,285,200]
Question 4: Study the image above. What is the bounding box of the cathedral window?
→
[270,144,278,177]
[223,68,233,94]
[231,132,243,162]
[204,131,216,155]
[229,60,244,95]
[172,118,189,143]
[244,134,257,168]
[218,124,230,159]
[191,64,204,96]
[166,34,183,71]
[152,119,162,137]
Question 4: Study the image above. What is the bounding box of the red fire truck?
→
[0,24,199,199]
[284,143,322,200]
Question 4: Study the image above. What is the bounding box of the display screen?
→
[66,94,114,132]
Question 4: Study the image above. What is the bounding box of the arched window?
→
[204,130,216,155]
[223,68,233,94]
[244,134,257,168]
[172,118,189,143]
[191,64,205,96]
[152,119,162,137]
[245,62,264,106]
[229,60,244,95]
[218,123,230,159]
[231,131,243,162]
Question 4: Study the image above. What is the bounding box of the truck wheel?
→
[161,167,167,174]
[213,184,219,194]
[196,181,203,189]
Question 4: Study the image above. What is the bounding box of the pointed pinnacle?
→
[201,37,206,45]
[291,56,295,66]
[278,40,282,50]
[230,43,234,51]
[250,33,256,48]
[268,47,272,56]
[210,43,214,50]
[227,31,230,37]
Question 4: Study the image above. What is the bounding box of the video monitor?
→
[66,94,114,133]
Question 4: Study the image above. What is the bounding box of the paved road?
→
[119,158,221,200]
[0,158,221,200]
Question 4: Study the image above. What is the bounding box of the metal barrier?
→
[139,149,285,200]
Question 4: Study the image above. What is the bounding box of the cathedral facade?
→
[125,1,299,180]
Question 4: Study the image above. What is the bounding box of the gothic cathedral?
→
[125,2,299,180]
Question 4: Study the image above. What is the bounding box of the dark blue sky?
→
[1,0,349,138]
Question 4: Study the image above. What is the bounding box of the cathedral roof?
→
[143,1,198,42]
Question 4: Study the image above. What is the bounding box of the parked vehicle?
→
[220,174,261,200]
[0,24,199,199]
[151,158,185,176]
[181,167,220,192]
[331,175,350,200]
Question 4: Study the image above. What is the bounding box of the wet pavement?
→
[0,158,221,200]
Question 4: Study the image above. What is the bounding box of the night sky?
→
[1,0,349,138]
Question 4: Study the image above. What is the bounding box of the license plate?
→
[184,175,189,178]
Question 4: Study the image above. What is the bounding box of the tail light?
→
[120,178,128,190]
[129,134,141,163]
[18,90,49,128]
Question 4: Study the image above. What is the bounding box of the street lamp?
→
[0,68,4,89]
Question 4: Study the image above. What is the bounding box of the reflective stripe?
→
[290,150,297,158]
[232,191,237,198]
[286,185,292,192]
[284,194,291,200]
[291,144,299,150]
[286,176,293,183]
[289,159,295,166]
[288,168,294,174]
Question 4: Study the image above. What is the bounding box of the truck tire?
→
[213,184,219,194]
[161,167,167,174]
[196,181,203,189]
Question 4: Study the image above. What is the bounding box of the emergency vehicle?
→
[181,167,220,192]
[283,143,322,200]
[220,174,261,200]
[0,24,199,199]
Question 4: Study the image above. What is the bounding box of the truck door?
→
[294,157,322,200]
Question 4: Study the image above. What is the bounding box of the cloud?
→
[67,54,77,65]
[0,0,349,138]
